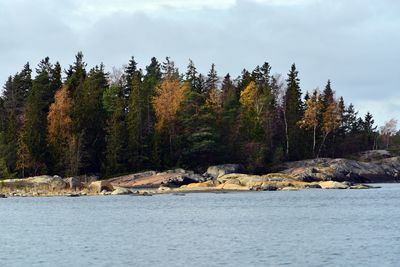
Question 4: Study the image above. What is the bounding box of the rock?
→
[108,171,157,187]
[304,183,322,189]
[89,180,114,193]
[224,179,241,185]
[0,194,6,198]
[280,187,299,191]
[63,177,83,190]
[1,176,67,192]
[216,183,249,191]
[358,150,392,162]
[186,180,218,188]
[319,181,349,189]
[109,170,205,188]
[66,193,80,197]
[206,164,243,178]
[281,157,400,183]
[111,187,132,195]
[158,186,172,192]
[138,191,152,196]
[349,184,371,189]
[172,193,186,196]
[261,184,278,191]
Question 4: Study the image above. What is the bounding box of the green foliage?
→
[0,54,382,177]
[284,64,305,160]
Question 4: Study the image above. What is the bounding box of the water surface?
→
[1,184,400,266]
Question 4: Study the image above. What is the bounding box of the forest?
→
[0,53,397,179]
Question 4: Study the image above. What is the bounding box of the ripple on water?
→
[0,184,400,266]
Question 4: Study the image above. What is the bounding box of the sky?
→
[0,0,399,126]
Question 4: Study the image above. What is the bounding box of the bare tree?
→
[380,119,398,149]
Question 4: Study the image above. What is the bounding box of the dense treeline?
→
[0,53,386,178]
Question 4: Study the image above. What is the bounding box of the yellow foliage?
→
[240,81,257,108]
[47,86,73,143]
[299,95,322,130]
[322,101,342,134]
[153,77,189,131]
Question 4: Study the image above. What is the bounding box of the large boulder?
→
[111,187,132,195]
[319,181,349,189]
[108,170,205,188]
[1,175,67,191]
[89,180,114,193]
[216,183,249,191]
[108,171,157,187]
[281,157,400,183]
[64,177,83,190]
[358,150,392,162]
[206,164,242,179]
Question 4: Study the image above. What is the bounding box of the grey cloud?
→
[0,0,399,125]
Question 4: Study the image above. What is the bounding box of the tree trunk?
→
[283,109,289,158]
[313,125,316,157]
[317,132,329,158]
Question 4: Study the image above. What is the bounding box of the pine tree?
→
[204,64,218,96]
[123,56,138,99]
[284,64,303,159]
[185,59,198,92]
[103,84,128,176]
[72,65,107,174]
[20,57,59,175]
[220,74,240,161]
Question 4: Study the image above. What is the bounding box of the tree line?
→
[0,53,390,178]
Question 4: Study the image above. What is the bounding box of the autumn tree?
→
[153,77,189,163]
[317,99,342,157]
[298,90,323,156]
[380,119,397,149]
[47,86,74,176]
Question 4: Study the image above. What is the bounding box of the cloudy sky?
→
[0,0,399,125]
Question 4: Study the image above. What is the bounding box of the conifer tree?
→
[284,64,303,159]
[20,57,60,175]
[103,83,128,176]
[72,65,107,174]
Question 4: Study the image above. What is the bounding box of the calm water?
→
[1,184,400,267]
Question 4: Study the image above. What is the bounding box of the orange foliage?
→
[322,101,342,134]
[299,94,322,130]
[47,86,73,143]
[153,78,189,131]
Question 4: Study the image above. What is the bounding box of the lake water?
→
[1,184,400,267]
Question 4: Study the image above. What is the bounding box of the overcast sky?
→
[1,0,399,125]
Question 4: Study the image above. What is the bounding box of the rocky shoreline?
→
[1,150,398,198]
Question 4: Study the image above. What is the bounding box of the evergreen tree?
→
[284,64,303,159]
[185,59,198,92]
[72,65,107,174]
[123,56,138,99]
[103,84,128,176]
[21,57,59,175]
[204,64,218,96]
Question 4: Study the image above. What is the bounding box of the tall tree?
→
[103,83,128,176]
[20,57,60,175]
[72,65,108,174]
[284,64,303,159]
[298,90,322,156]
[47,85,74,176]
[153,76,189,164]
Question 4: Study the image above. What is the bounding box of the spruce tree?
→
[72,65,107,174]
[284,64,303,160]
[21,57,59,175]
